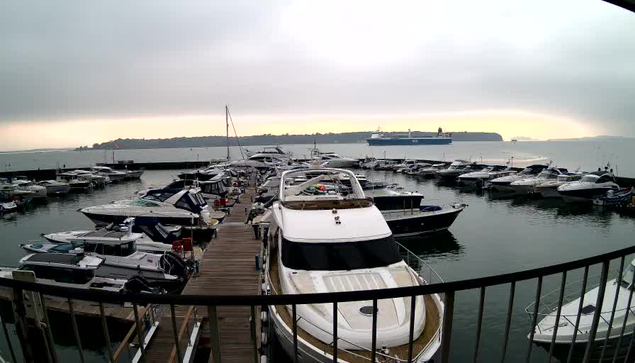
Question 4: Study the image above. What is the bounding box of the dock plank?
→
[145,186,262,363]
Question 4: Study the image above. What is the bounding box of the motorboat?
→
[508,167,569,194]
[487,164,548,192]
[37,180,71,195]
[264,167,444,362]
[245,146,292,159]
[404,163,433,176]
[416,163,446,178]
[593,188,635,207]
[80,188,214,227]
[383,204,466,237]
[436,160,480,180]
[11,180,47,201]
[123,169,144,180]
[91,166,127,183]
[41,217,182,247]
[57,171,93,191]
[527,258,635,362]
[359,157,378,169]
[457,165,515,187]
[166,176,230,205]
[178,165,226,181]
[311,151,358,168]
[0,254,160,294]
[0,181,36,205]
[373,160,399,171]
[534,173,583,198]
[71,170,109,188]
[0,201,17,214]
[20,232,188,291]
[393,160,419,173]
[557,172,620,203]
[365,186,425,211]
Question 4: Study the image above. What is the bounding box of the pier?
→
[143,186,262,363]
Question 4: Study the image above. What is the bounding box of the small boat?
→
[11,180,47,201]
[20,235,189,291]
[124,169,144,180]
[436,160,481,180]
[91,166,127,183]
[557,172,620,203]
[245,146,292,159]
[359,157,378,169]
[593,187,634,206]
[457,165,515,187]
[57,172,93,191]
[383,204,466,237]
[392,160,419,173]
[71,170,109,188]
[527,258,635,362]
[373,160,400,171]
[487,164,548,192]
[534,173,583,198]
[0,253,161,294]
[37,180,71,195]
[509,167,568,194]
[404,163,433,176]
[0,201,17,214]
[416,163,446,178]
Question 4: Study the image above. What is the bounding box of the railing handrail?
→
[2,244,635,306]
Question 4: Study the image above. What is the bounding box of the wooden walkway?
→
[145,187,262,363]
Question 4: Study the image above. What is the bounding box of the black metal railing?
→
[0,243,635,363]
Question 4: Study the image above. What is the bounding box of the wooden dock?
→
[144,187,262,363]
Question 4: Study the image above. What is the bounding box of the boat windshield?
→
[622,263,635,289]
[50,242,84,253]
[537,170,557,180]
[581,175,600,183]
[281,236,402,270]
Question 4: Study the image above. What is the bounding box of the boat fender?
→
[260,355,267,363]
[261,332,268,345]
[261,283,267,293]
[261,311,267,322]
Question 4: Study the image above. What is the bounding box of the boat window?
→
[102,244,117,256]
[281,236,402,271]
[144,191,176,202]
[119,242,136,256]
[84,243,99,253]
[133,199,161,207]
[176,194,200,212]
[596,175,615,184]
[622,264,635,289]
[581,175,599,183]
[21,266,94,284]
[50,243,83,253]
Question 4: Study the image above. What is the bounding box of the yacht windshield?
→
[581,175,599,183]
[622,264,635,289]
[281,236,402,270]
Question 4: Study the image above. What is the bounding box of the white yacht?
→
[124,169,144,180]
[80,188,213,227]
[416,164,446,178]
[57,171,93,190]
[311,152,359,169]
[245,146,292,159]
[457,165,515,187]
[436,160,475,180]
[393,160,418,173]
[11,180,47,200]
[508,167,568,194]
[72,170,109,188]
[403,163,432,176]
[37,180,71,195]
[91,166,127,183]
[527,259,635,362]
[264,168,444,362]
[487,164,548,192]
[0,254,128,293]
[557,172,620,203]
[534,174,583,198]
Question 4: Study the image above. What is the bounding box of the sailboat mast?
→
[225,105,230,161]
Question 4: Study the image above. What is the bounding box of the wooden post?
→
[208,306,222,363]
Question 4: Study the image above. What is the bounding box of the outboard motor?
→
[160,252,190,278]
[125,276,163,294]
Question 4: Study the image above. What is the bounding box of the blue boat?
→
[366,128,452,146]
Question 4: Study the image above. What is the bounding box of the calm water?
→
[1,140,635,362]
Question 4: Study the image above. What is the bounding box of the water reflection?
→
[397,231,464,260]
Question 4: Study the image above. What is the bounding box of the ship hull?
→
[367,138,452,146]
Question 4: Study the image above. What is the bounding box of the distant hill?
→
[88,131,503,150]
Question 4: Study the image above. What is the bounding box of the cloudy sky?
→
[1,0,634,150]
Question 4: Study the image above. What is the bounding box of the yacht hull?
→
[82,211,199,227]
[383,207,464,237]
[533,336,632,363]
[558,188,613,203]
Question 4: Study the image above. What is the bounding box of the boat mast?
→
[225,105,230,161]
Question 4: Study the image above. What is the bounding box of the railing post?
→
[170,305,183,363]
[250,305,258,363]
[526,276,543,363]
[500,282,515,363]
[371,298,378,363]
[473,287,485,363]
[582,261,610,363]
[12,287,35,363]
[208,305,222,363]
[567,266,589,363]
[332,302,338,362]
[441,291,455,363]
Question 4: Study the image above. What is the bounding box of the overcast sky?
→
[1,0,634,150]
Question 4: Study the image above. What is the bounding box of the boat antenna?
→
[225,105,230,161]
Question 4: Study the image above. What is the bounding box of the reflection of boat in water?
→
[396,231,463,258]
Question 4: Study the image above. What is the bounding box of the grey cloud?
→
[1,0,635,135]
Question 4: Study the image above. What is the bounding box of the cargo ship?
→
[366,128,452,146]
